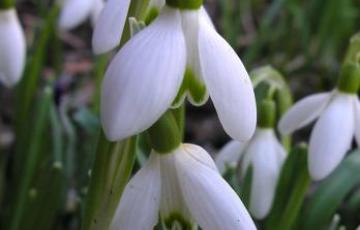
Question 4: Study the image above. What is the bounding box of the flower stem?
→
[81,134,137,230]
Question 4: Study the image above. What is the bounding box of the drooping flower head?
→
[58,0,104,30]
[0,8,26,87]
[278,62,360,180]
[96,0,257,142]
[216,99,286,219]
[111,144,257,230]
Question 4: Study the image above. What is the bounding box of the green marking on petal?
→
[162,212,195,230]
[172,68,208,108]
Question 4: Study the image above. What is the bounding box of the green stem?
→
[81,134,137,230]
[0,0,13,9]
[92,54,109,113]
[9,87,53,230]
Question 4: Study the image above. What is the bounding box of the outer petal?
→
[354,97,360,146]
[198,16,256,142]
[278,92,332,135]
[58,0,94,30]
[175,144,257,230]
[92,0,131,53]
[158,153,194,228]
[240,129,283,219]
[110,153,161,230]
[0,9,26,87]
[90,0,104,26]
[100,7,186,141]
[309,94,356,180]
[215,140,247,174]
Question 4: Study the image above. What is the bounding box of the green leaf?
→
[264,144,310,230]
[301,149,360,230]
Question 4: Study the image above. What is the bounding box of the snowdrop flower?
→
[58,0,104,30]
[0,8,26,87]
[216,132,286,220]
[111,144,257,230]
[216,100,286,219]
[278,65,360,180]
[99,0,256,142]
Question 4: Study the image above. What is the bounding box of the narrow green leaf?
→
[302,149,360,230]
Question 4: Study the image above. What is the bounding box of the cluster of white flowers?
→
[92,0,260,229]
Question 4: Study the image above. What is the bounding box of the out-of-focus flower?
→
[58,0,104,30]
[111,144,257,230]
[99,4,256,142]
[0,8,26,87]
[215,129,286,219]
[279,90,359,180]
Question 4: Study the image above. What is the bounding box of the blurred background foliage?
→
[0,0,359,229]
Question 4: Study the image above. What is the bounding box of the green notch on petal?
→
[162,212,195,230]
[172,68,208,107]
[166,0,202,10]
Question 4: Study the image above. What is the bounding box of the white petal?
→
[278,92,332,134]
[240,129,283,219]
[92,0,131,54]
[198,16,256,142]
[90,0,104,26]
[175,144,257,230]
[110,153,161,230]
[0,9,26,87]
[100,7,186,141]
[215,140,247,174]
[354,98,360,146]
[199,6,214,28]
[309,94,355,180]
[58,0,94,30]
[158,153,193,226]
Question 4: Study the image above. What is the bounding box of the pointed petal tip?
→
[198,16,256,142]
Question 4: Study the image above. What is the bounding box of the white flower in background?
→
[279,90,359,180]
[111,144,257,230]
[58,0,104,30]
[215,129,286,219]
[99,4,256,142]
[0,8,26,87]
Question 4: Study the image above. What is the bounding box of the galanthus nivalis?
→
[215,129,286,220]
[98,0,256,142]
[278,67,360,180]
[111,144,257,230]
[0,8,25,87]
[279,90,359,180]
[216,99,286,219]
[58,0,104,30]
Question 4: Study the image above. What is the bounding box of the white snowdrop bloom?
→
[278,90,360,180]
[0,8,26,87]
[58,0,104,30]
[240,129,286,220]
[100,3,256,142]
[111,144,257,230]
[215,128,286,220]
